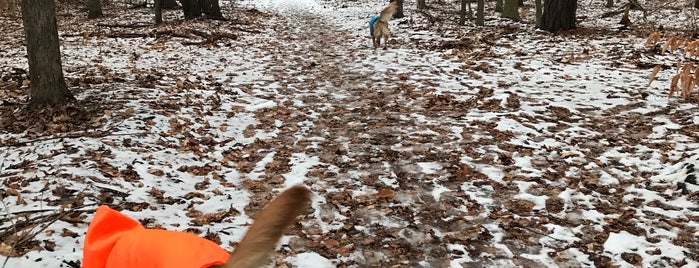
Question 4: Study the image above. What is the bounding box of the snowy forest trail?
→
[224,3,478,266]
[1,0,699,267]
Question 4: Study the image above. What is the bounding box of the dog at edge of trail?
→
[81,185,312,268]
[372,0,398,50]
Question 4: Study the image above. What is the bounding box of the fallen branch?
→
[182,32,238,46]
[0,130,143,148]
[0,204,98,240]
[97,22,153,28]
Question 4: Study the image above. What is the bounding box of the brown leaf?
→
[61,228,79,238]
[0,242,18,257]
[148,168,165,176]
[648,65,661,86]
[669,74,681,98]
[323,239,341,249]
[375,189,396,199]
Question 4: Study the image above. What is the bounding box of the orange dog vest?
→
[82,205,229,268]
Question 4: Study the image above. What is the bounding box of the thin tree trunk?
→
[20,0,74,108]
[394,0,404,18]
[154,0,163,24]
[502,0,520,21]
[476,0,484,26]
[467,0,473,19]
[460,0,466,25]
[200,0,222,19]
[535,0,542,27]
[87,0,103,19]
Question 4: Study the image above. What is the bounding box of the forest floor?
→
[1,0,699,267]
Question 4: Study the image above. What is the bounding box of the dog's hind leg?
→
[382,34,389,50]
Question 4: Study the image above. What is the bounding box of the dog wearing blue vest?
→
[370,0,397,49]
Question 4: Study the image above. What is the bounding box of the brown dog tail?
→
[218,185,312,268]
[379,1,397,22]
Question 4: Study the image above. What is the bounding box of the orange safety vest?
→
[82,205,230,268]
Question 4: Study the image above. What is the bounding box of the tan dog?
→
[212,185,312,268]
[373,0,398,50]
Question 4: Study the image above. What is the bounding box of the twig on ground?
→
[97,22,153,28]
[0,131,145,148]
[0,203,98,238]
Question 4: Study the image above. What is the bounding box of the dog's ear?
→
[216,185,312,268]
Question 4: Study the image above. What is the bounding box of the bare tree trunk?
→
[502,0,520,21]
[200,0,222,19]
[619,4,631,25]
[87,0,103,19]
[539,0,577,32]
[181,0,200,19]
[467,0,473,19]
[417,0,427,10]
[535,0,542,27]
[394,0,404,18]
[154,0,163,24]
[460,0,467,25]
[20,0,74,108]
[163,0,177,9]
[476,0,484,26]
[495,0,503,12]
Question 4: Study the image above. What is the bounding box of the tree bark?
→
[181,0,200,19]
[476,0,484,26]
[393,0,404,19]
[417,0,427,10]
[200,0,222,19]
[460,0,466,25]
[181,0,222,19]
[87,0,103,19]
[20,0,74,108]
[539,0,577,32]
[154,0,163,24]
[535,0,542,27]
[163,0,177,9]
[502,0,520,21]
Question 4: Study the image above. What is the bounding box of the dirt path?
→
[232,5,511,267]
[2,1,698,267]
[237,3,699,267]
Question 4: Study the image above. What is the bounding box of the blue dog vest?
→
[369,15,380,36]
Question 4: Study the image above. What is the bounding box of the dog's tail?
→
[218,185,312,268]
[378,1,397,22]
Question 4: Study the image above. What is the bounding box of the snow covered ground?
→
[1,0,698,267]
